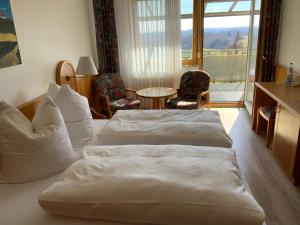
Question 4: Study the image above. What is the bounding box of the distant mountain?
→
[181,26,259,50]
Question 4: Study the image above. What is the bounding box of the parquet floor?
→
[216,108,300,225]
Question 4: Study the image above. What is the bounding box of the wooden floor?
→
[216,108,300,225]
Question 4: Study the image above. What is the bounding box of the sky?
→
[181,16,260,30]
[180,0,260,30]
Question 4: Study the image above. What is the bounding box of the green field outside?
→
[182,48,255,83]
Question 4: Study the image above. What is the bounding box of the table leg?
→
[153,98,160,109]
[252,85,277,131]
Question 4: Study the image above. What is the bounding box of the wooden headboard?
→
[56,60,94,103]
[18,96,43,121]
[56,60,78,91]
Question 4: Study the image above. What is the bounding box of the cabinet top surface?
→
[256,82,300,117]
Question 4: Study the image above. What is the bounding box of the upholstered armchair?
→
[166,70,210,109]
[94,73,140,118]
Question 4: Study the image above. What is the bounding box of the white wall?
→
[278,0,300,72]
[0,0,97,105]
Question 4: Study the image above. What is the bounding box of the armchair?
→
[166,70,210,109]
[94,73,140,118]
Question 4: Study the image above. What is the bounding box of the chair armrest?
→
[125,88,137,94]
[96,93,110,106]
[198,91,209,98]
[197,91,210,108]
[90,107,107,119]
[125,88,138,98]
[94,93,113,118]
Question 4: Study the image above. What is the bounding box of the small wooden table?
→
[136,87,177,109]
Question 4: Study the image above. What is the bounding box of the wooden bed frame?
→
[18,96,43,121]
[18,60,106,121]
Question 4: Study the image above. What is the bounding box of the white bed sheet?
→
[89,119,109,145]
[0,173,132,225]
[97,110,233,147]
[73,119,108,154]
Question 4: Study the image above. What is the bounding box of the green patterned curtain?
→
[93,0,119,73]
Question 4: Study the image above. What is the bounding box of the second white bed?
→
[97,110,232,148]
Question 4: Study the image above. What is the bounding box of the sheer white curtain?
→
[114,0,182,90]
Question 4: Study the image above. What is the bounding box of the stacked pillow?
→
[0,96,78,183]
[0,82,95,183]
[47,82,94,148]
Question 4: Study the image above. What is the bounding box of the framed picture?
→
[0,0,21,69]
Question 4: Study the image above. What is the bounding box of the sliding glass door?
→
[202,0,254,103]
[179,0,262,104]
[245,0,261,114]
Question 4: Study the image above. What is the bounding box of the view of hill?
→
[182,27,259,50]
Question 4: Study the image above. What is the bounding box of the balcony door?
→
[245,0,261,114]
[180,0,262,104]
[203,0,257,103]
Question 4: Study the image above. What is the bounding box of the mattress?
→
[38,145,265,225]
[97,110,232,147]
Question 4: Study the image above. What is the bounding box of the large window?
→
[180,0,259,66]
[180,0,195,64]
[180,0,261,103]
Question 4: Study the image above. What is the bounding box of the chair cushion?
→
[259,106,276,119]
[166,98,197,110]
[110,98,140,112]
[108,86,126,100]
[96,73,126,100]
[179,71,210,99]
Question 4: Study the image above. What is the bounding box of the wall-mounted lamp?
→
[76,56,98,76]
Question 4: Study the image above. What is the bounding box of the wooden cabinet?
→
[253,82,300,184]
[273,105,300,183]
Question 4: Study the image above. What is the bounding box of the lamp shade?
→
[76,56,98,75]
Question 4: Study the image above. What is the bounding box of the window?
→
[180,0,196,64]
[180,0,259,66]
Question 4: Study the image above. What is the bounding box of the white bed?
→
[38,145,265,225]
[97,110,233,148]
[0,121,264,225]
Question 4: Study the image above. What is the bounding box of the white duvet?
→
[97,110,232,147]
[39,145,265,225]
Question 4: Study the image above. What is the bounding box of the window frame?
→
[181,0,201,66]
[181,0,259,66]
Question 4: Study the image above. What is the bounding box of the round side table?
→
[136,87,177,109]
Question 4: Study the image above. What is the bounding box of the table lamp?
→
[76,56,98,76]
[75,56,98,105]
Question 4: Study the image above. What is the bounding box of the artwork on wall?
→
[0,0,21,69]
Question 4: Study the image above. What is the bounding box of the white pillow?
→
[47,81,61,99]
[0,96,78,183]
[48,82,94,148]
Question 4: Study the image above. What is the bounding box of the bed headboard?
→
[17,60,78,121]
[18,60,101,121]
[56,60,94,102]
[56,60,78,91]
[18,96,43,121]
